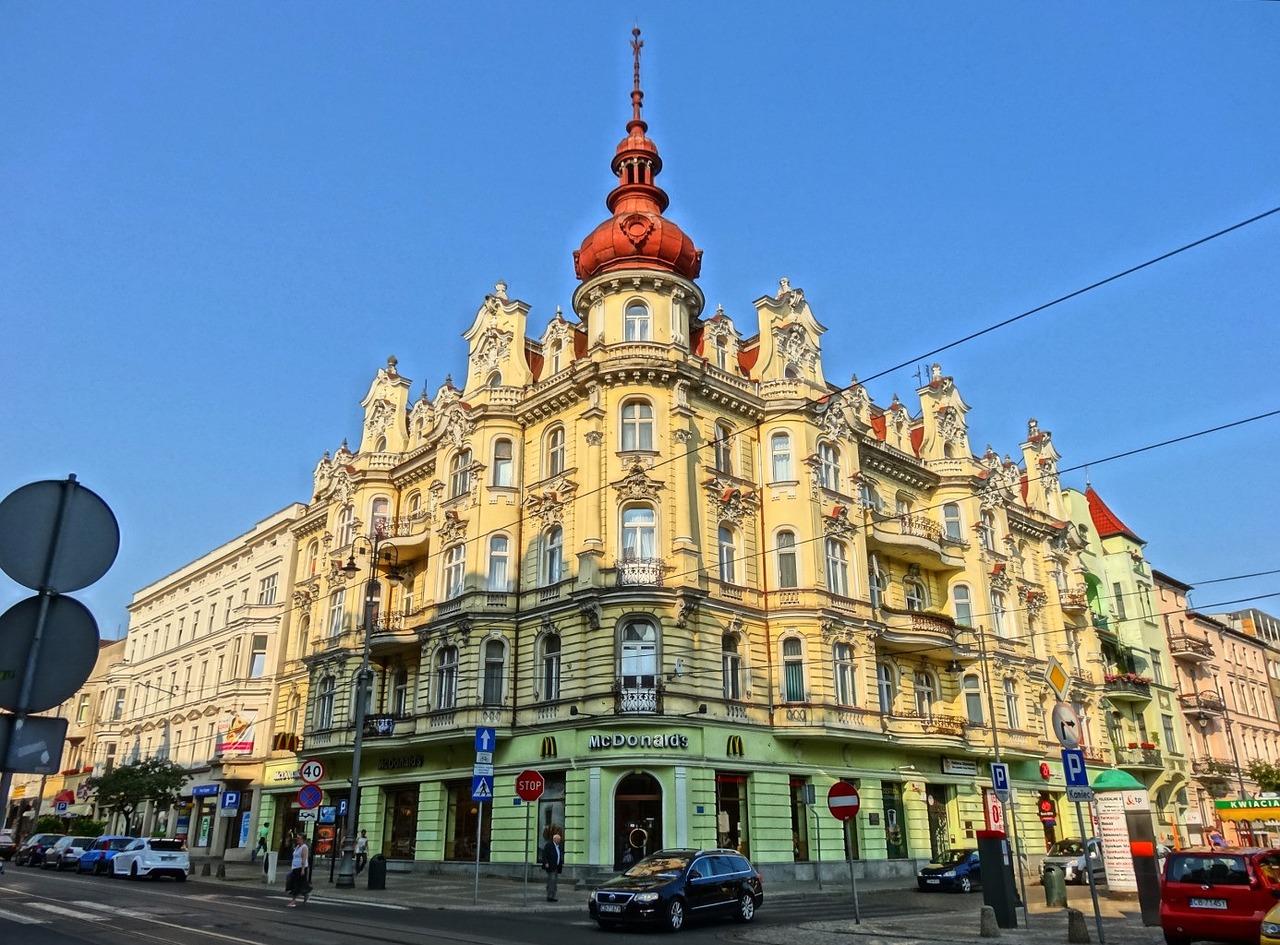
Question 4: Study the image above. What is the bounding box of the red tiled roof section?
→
[1085,486,1143,543]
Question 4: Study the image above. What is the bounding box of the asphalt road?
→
[0,864,980,945]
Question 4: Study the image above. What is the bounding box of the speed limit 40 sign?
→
[299,759,325,784]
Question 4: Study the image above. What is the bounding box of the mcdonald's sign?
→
[272,732,302,753]
[726,735,744,757]
[540,736,558,759]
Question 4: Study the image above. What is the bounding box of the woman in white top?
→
[286,833,310,907]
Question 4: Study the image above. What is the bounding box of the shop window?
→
[715,773,750,855]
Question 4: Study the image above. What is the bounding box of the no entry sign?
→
[515,769,545,802]
[827,781,861,821]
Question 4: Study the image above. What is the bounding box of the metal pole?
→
[844,819,860,924]
[1076,800,1106,945]
[473,802,484,905]
[523,801,531,903]
[812,803,823,890]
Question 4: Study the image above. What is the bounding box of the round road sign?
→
[1050,702,1082,749]
[827,781,861,821]
[515,769,545,802]
[297,784,323,810]
[299,759,325,784]
[0,595,101,713]
[0,478,119,593]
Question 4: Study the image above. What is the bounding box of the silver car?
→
[1041,837,1104,885]
[42,835,98,871]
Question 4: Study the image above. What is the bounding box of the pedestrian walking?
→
[252,821,269,862]
[541,832,563,902]
[355,829,369,873]
[286,832,311,907]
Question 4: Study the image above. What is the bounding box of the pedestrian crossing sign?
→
[471,775,493,802]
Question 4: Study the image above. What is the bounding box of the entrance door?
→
[614,772,662,869]
[926,784,951,861]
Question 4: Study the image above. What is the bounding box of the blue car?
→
[917,847,981,893]
[77,836,137,875]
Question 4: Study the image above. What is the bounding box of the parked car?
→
[1041,837,1105,885]
[917,848,981,892]
[587,848,764,931]
[1160,847,1280,945]
[1262,897,1280,945]
[14,833,65,867]
[0,828,16,860]
[111,837,190,881]
[42,835,98,871]
[77,836,138,875]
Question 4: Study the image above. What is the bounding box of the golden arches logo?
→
[726,735,744,757]
[540,736,558,758]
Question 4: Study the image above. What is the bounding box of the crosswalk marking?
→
[72,900,152,919]
[0,908,47,925]
[27,902,107,920]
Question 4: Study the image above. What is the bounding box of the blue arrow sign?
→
[475,727,496,752]
[471,775,494,802]
[1062,748,1089,787]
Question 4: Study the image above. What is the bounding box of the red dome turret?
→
[574,28,702,282]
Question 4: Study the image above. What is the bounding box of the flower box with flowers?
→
[1140,742,1156,750]
[1104,672,1154,686]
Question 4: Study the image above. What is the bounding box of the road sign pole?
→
[843,820,860,924]
[1075,800,1106,944]
[473,801,484,905]
[812,804,822,891]
[524,801,531,904]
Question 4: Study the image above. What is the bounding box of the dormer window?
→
[624,301,651,341]
[486,371,502,388]
[715,336,728,370]
[550,339,563,374]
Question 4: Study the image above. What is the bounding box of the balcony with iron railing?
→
[883,709,966,739]
[1179,691,1226,716]
[1116,746,1164,770]
[876,607,974,660]
[614,681,663,714]
[1169,635,1214,662]
[865,513,965,568]
[1103,673,1153,702]
[1191,757,1238,779]
[1060,587,1090,613]
[615,557,666,587]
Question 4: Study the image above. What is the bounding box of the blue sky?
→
[3,2,1277,637]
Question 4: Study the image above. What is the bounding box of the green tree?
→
[1246,760,1280,795]
[86,759,188,834]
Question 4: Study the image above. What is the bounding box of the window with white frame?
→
[434,646,458,710]
[991,591,1008,636]
[306,540,320,577]
[540,526,564,585]
[895,494,913,517]
[316,675,336,729]
[817,441,841,491]
[391,667,410,715]
[248,635,268,678]
[371,496,390,536]
[869,560,887,609]
[776,530,798,588]
[482,640,505,706]
[620,618,659,688]
[257,574,278,606]
[449,449,473,498]
[327,588,346,637]
[714,335,728,370]
[717,525,737,584]
[876,662,895,713]
[964,674,983,724]
[620,400,654,451]
[859,481,880,511]
[952,583,973,627]
[549,339,563,374]
[834,642,855,706]
[338,505,356,547]
[825,538,850,597]
[722,634,744,700]
[624,301,651,341]
[942,503,962,541]
[443,544,466,599]
[491,438,514,487]
[487,535,510,592]
[1003,678,1020,728]
[621,505,656,560]
[783,638,805,702]
[714,421,734,474]
[541,635,561,702]
[904,573,927,611]
[770,431,793,481]
[545,425,566,477]
[914,670,936,717]
[978,510,996,550]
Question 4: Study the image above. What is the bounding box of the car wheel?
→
[736,892,756,922]
[665,897,686,932]
[95,860,107,876]
[958,876,973,894]
[1162,934,1189,945]
[176,872,187,883]
[596,920,616,931]
[130,862,140,880]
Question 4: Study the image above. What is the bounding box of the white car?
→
[111,837,189,881]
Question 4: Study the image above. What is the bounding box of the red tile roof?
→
[1085,486,1143,543]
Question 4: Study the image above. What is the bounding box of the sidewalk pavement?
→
[194,858,1165,945]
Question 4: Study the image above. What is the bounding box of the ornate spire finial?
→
[630,25,644,127]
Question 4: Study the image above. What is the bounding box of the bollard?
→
[367,854,387,890]
[1066,907,1091,944]
[979,905,1001,938]
[1042,864,1068,908]
[200,862,211,876]
[216,862,226,879]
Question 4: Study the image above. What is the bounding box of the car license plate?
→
[1189,898,1227,909]
[926,878,941,884]
[160,855,174,861]
[599,904,624,913]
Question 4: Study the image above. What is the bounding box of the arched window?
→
[449,449,473,498]
[391,667,410,716]
[869,560,887,610]
[904,573,927,611]
[327,588,346,638]
[942,503,962,541]
[541,635,561,702]
[306,540,320,577]
[714,421,734,474]
[371,497,390,536]
[783,638,805,702]
[621,400,654,451]
[541,526,563,585]
[482,639,505,706]
[717,525,737,584]
[491,438,514,487]
[914,671,936,717]
[408,491,423,518]
[776,530,798,588]
[952,584,973,627]
[1003,678,1020,728]
[486,371,502,388]
[621,506,656,560]
[288,692,302,734]
[487,535,510,592]
[549,339,563,375]
[316,675,336,729]
[833,642,855,706]
[375,436,387,452]
[770,431,793,481]
[545,425,566,477]
[443,544,466,599]
[624,301,651,341]
[978,510,996,551]
[620,618,659,689]
[722,634,743,700]
[297,614,311,659]
[714,335,728,370]
[434,646,458,710]
[964,674,983,724]
[991,591,1009,637]
[784,363,801,380]
[337,506,355,547]
[876,662,895,713]
[825,538,850,597]
[817,442,841,491]
[859,481,880,512]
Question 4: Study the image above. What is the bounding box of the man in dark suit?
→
[542,832,563,901]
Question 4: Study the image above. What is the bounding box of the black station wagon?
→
[587,848,764,931]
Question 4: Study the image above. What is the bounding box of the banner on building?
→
[216,710,257,755]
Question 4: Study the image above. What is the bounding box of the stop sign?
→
[827,781,860,821]
[515,769,545,802]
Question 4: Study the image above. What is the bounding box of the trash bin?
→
[1042,864,1067,908]
[367,854,387,890]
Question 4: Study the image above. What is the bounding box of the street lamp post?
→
[333,534,401,890]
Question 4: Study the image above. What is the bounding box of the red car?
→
[1161,847,1280,945]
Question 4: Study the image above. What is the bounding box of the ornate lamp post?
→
[333,533,402,890]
